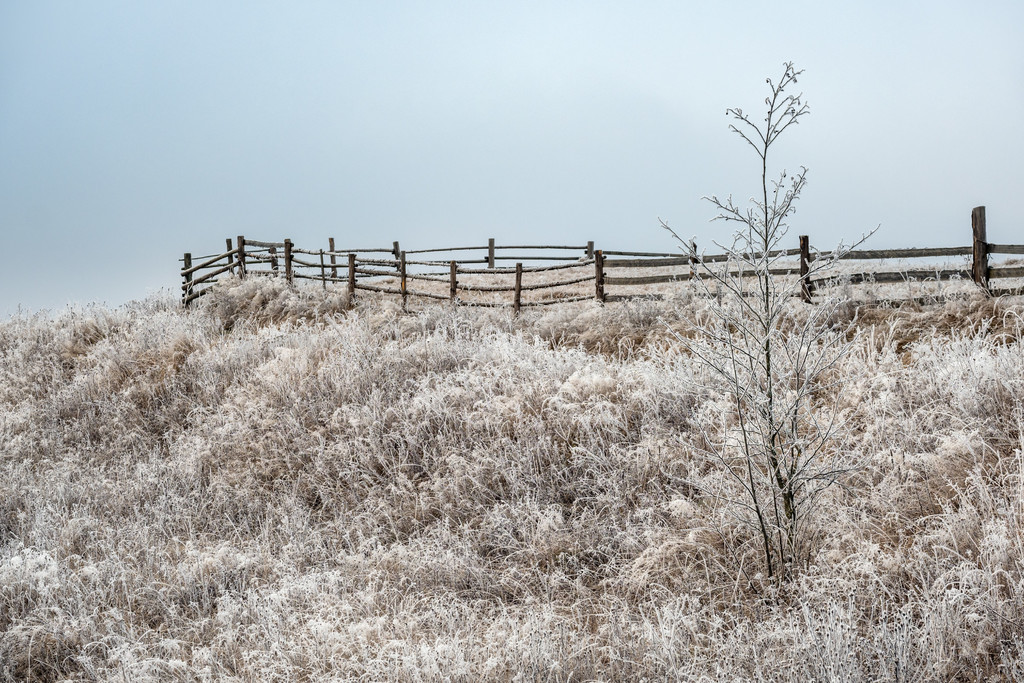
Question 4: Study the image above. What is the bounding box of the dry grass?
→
[2,277,1023,681]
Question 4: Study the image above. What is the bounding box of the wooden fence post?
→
[329,237,337,279]
[347,253,356,304]
[488,238,495,269]
[972,206,989,292]
[449,260,458,303]
[284,239,293,284]
[319,250,327,290]
[514,262,523,314]
[400,250,408,310]
[269,246,278,272]
[236,236,247,278]
[226,238,235,275]
[594,250,605,303]
[183,253,193,308]
[586,241,594,260]
[799,235,812,303]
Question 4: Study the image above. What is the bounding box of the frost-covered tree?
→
[662,63,872,582]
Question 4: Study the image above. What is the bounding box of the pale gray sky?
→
[2,1,1022,316]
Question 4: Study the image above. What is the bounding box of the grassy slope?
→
[2,277,1023,681]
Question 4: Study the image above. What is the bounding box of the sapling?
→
[662,62,873,582]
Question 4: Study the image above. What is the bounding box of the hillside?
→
[2,277,1023,681]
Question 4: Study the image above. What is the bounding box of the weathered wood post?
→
[183,253,193,308]
[236,236,247,278]
[283,239,293,284]
[347,253,356,304]
[329,237,338,280]
[799,235,812,303]
[269,246,278,272]
[514,262,523,315]
[226,238,235,275]
[586,241,594,260]
[400,250,408,310]
[972,206,989,292]
[319,250,327,290]
[449,260,458,303]
[594,250,605,303]
[488,238,495,269]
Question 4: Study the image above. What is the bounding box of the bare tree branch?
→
[660,62,874,584]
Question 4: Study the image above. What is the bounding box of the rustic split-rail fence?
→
[181,206,1023,310]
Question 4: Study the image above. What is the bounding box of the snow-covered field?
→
[2,276,1024,681]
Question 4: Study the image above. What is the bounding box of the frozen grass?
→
[2,277,1024,681]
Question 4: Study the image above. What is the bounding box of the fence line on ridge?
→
[180,206,1022,310]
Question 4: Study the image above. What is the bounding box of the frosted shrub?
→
[662,63,873,582]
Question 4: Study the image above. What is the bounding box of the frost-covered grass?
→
[2,277,1024,681]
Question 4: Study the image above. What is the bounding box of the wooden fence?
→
[180,206,1023,310]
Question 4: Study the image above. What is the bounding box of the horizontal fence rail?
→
[180,206,1021,310]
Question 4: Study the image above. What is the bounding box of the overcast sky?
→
[2,1,1022,316]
